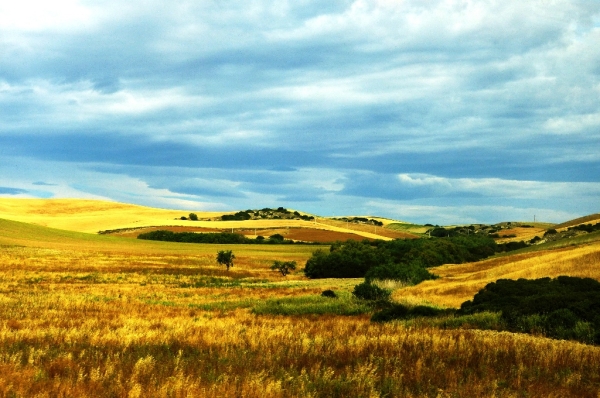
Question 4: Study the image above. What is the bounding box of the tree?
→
[270,260,297,276]
[189,213,198,221]
[216,250,235,271]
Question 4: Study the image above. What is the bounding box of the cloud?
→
[0,187,28,195]
[0,1,599,223]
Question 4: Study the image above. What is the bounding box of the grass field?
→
[1,200,600,396]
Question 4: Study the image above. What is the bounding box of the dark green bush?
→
[459,277,600,344]
[321,290,337,298]
[304,235,498,279]
[371,304,450,323]
[365,261,437,285]
[371,304,409,322]
[352,282,391,302]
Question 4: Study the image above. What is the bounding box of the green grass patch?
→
[386,223,429,235]
[438,311,505,330]
[189,299,258,312]
[252,292,371,316]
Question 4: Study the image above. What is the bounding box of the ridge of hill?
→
[553,213,600,230]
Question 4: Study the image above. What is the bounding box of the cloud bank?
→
[1,0,599,223]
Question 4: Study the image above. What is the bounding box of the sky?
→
[1,0,599,225]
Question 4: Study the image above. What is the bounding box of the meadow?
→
[1,200,600,397]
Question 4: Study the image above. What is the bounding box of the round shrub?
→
[321,290,337,298]
[352,282,391,302]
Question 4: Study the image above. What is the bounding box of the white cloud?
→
[396,173,600,200]
[0,0,94,32]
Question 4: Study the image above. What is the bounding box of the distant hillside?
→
[394,237,600,308]
[553,213,600,230]
[0,199,401,241]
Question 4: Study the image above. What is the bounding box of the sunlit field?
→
[1,205,600,397]
[0,198,394,241]
[395,241,600,308]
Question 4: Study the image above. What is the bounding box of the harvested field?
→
[316,218,419,239]
[106,226,224,238]
[495,226,546,243]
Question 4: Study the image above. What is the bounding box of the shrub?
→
[321,290,337,298]
[459,277,600,344]
[352,282,391,302]
[188,213,198,221]
[371,304,449,323]
[269,234,285,242]
[371,304,409,322]
[365,261,437,285]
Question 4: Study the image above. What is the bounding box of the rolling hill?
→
[0,198,416,241]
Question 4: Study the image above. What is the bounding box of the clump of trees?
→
[334,217,384,226]
[219,207,315,221]
[137,230,314,245]
[458,277,600,344]
[568,223,600,233]
[303,235,497,283]
[221,211,252,221]
[138,230,247,244]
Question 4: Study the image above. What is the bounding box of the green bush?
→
[371,304,449,323]
[459,277,600,344]
[304,235,498,279]
[321,290,337,298]
[352,282,391,302]
[365,261,437,285]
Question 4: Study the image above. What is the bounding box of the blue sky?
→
[1,0,599,224]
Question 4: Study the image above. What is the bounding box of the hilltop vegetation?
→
[220,207,315,221]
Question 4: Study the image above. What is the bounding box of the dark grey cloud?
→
[0,187,27,195]
[32,181,57,186]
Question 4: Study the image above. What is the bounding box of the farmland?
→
[0,199,600,397]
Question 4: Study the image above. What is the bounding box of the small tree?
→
[189,213,198,221]
[270,260,297,276]
[216,250,235,271]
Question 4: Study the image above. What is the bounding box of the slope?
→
[393,237,600,308]
[0,198,397,240]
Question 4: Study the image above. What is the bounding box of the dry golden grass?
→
[495,226,547,243]
[394,242,600,308]
[1,240,600,397]
[316,218,417,240]
[2,205,600,396]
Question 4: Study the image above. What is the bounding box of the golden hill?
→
[0,198,399,240]
[393,240,600,308]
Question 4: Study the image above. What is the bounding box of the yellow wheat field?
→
[1,203,600,396]
[1,241,599,398]
[0,198,393,240]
